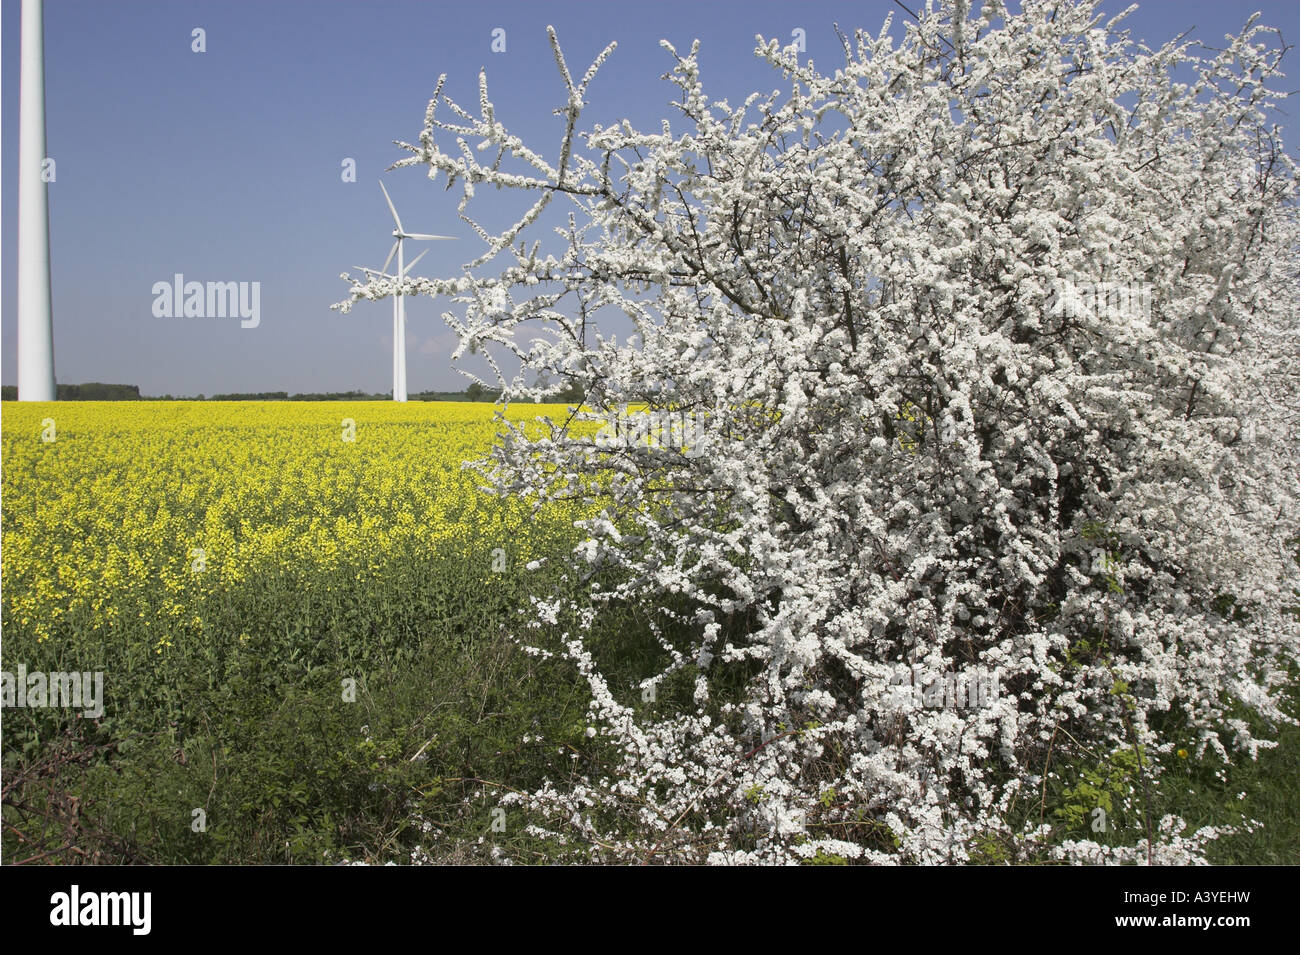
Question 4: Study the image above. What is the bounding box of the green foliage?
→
[1,549,593,864]
[967,833,1012,865]
[4,525,1296,865]
[801,849,848,865]
[1053,746,1142,834]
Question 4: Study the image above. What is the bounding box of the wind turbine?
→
[352,249,428,284]
[352,250,428,397]
[18,0,56,401]
[371,181,454,402]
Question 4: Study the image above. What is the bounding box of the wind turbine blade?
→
[382,241,398,275]
[402,250,428,275]
[404,234,457,241]
[379,181,403,232]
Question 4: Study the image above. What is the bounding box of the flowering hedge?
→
[337,0,1300,863]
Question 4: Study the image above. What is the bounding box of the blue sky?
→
[3,0,1298,397]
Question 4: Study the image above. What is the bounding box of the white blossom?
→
[337,0,1300,864]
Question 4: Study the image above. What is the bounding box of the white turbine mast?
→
[352,250,428,396]
[18,0,56,401]
[369,181,453,402]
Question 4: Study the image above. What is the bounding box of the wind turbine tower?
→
[375,182,453,402]
[18,0,56,402]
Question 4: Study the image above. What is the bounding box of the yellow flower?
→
[2,400,595,658]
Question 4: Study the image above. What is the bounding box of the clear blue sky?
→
[3,0,1297,397]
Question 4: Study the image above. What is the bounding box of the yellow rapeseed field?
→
[1,401,589,651]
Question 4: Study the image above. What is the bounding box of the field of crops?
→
[0,401,614,863]
[2,401,589,645]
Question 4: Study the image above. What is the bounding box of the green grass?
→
[1190,706,1300,865]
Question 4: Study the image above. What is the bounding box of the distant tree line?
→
[1,381,591,403]
[1,383,141,401]
[0,383,558,402]
[201,387,506,402]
